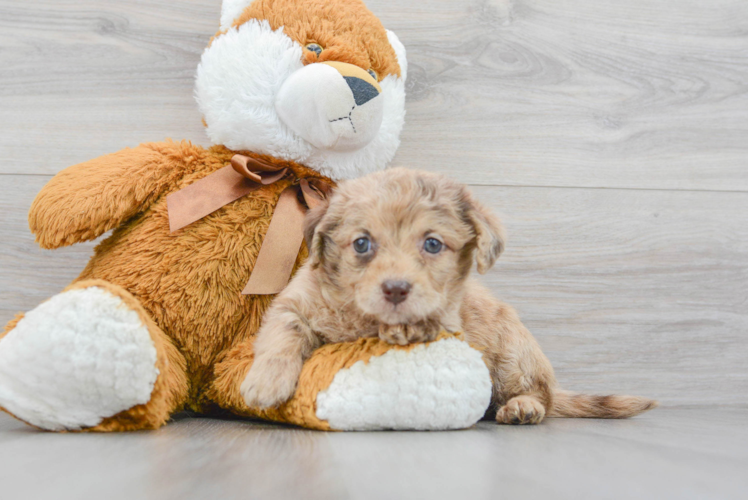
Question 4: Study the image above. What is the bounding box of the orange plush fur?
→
[232,0,402,80]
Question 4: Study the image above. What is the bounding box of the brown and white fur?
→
[242,168,658,424]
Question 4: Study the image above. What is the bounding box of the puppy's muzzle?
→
[275,61,384,152]
[382,280,411,305]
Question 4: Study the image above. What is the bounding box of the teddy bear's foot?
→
[0,280,188,431]
[210,333,493,431]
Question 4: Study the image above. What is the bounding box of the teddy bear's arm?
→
[29,141,196,249]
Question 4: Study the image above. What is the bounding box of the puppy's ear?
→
[303,199,331,266]
[462,192,505,274]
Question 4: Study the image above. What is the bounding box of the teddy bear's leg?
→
[206,338,255,414]
[0,280,189,431]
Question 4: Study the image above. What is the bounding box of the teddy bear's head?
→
[196,0,408,180]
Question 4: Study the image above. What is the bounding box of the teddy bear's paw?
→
[0,287,159,431]
[241,356,301,409]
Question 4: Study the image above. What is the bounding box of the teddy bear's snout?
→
[275,61,384,153]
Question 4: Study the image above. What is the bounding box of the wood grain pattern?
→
[0,0,746,406]
[1,409,746,500]
[376,0,748,190]
[0,177,98,319]
[0,0,216,174]
[1,0,747,191]
[475,185,748,406]
[1,176,746,406]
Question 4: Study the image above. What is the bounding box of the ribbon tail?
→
[242,186,307,295]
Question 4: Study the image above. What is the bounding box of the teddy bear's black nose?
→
[344,76,380,106]
[381,280,411,305]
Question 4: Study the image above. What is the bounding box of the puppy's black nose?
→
[382,280,411,305]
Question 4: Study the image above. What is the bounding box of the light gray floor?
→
[1,409,746,500]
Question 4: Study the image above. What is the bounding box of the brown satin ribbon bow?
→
[166,154,330,295]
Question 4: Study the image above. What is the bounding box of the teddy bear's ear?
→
[220,0,253,31]
[386,30,408,82]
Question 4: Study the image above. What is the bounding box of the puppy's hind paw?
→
[240,358,300,409]
[496,395,546,425]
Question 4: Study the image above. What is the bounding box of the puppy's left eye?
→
[424,238,443,254]
[353,237,371,253]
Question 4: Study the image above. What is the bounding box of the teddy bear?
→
[0,0,493,432]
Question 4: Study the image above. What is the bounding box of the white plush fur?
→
[195,21,309,160]
[0,287,159,431]
[195,19,407,181]
[275,63,384,152]
[315,338,492,431]
[220,0,252,31]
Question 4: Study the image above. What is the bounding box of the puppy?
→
[242,168,657,424]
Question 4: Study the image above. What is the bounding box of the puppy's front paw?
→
[496,395,546,425]
[241,357,301,409]
[378,324,408,345]
[378,321,440,345]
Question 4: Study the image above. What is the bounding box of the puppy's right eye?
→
[353,237,371,254]
[424,238,443,254]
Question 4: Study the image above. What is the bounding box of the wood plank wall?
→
[1,0,746,406]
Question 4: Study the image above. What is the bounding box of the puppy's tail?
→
[548,389,658,419]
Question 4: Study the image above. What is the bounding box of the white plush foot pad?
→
[315,337,492,431]
[0,287,159,430]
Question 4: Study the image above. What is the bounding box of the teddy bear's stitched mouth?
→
[329,105,357,133]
